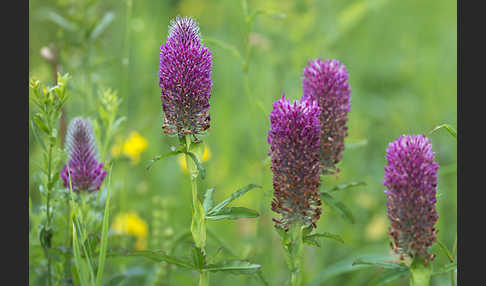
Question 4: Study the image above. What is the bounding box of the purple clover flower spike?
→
[268,94,322,231]
[383,135,439,265]
[60,117,107,193]
[159,16,213,137]
[302,58,351,175]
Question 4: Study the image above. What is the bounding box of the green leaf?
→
[109,250,194,269]
[206,207,259,221]
[30,120,47,152]
[89,12,115,40]
[429,124,457,138]
[39,9,78,31]
[191,246,206,270]
[104,274,126,286]
[111,116,126,132]
[326,181,366,193]
[208,184,261,215]
[302,225,313,237]
[185,151,206,180]
[367,269,409,286]
[303,232,344,247]
[435,239,454,262]
[202,188,215,215]
[146,148,184,170]
[352,258,408,271]
[432,262,457,276]
[33,116,50,134]
[95,165,113,286]
[320,192,355,224]
[169,231,192,256]
[204,260,261,275]
[207,228,237,257]
[308,254,397,286]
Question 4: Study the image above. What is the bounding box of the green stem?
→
[199,270,209,286]
[409,257,432,286]
[285,223,304,286]
[46,142,54,286]
[185,136,208,285]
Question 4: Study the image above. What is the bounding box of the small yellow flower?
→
[121,131,148,164]
[111,211,148,250]
[178,144,211,172]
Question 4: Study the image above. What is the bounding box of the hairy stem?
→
[283,223,304,286]
[409,257,432,286]
[185,136,208,285]
[199,270,209,286]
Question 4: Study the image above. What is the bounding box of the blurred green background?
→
[29,0,457,285]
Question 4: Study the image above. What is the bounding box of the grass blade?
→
[95,164,113,286]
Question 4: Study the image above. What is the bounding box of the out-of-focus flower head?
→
[302,58,351,175]
[268,94,322,231]
[110,131,148,164]
[383,135,439,265]
[111,211,148,250]
[60,117,106,193]
[159,16,212,137]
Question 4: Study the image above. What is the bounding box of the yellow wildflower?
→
[111,211,148,250]
[121,131,148,164]
[178,144,211,172]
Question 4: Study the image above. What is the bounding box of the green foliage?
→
[29,0,457,284]
[204,260,261,274]
[320,191,356,224]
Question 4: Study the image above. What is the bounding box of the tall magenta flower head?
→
[302,58,351,175]
[60,117,107,193]
[159,16,213,137]
[383,135,439,265]
[268,94,322,231]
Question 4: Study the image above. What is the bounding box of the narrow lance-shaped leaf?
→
[366,269,409,286]
[202,188,215,215]
[324,181,366,193]
[429,124,457,138]
[206,207,259,221]
[95,164,113,286]
[432,262,457,276]
[204,260,261,275]
[352,258,408,271]
[320,192,355,224]
[303,232,344,247]
[89,12,115,40]
[208,184,261,215]
[146,146,184,171]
